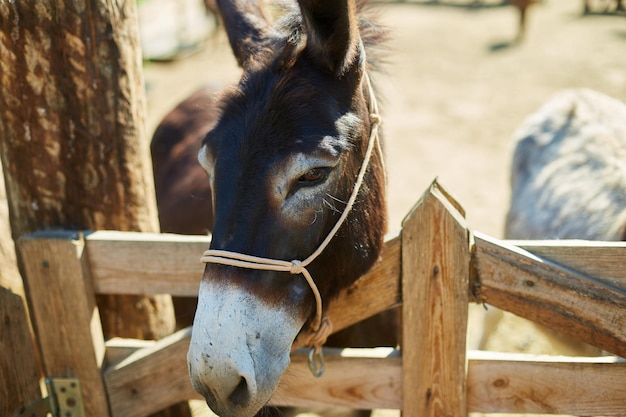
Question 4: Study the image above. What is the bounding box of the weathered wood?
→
[84,230,401,336]
[106,337,156,368]
[105,336,401,416]
[0,0,175,342]
[105,328,200,417]
[85,231,211,296]
[467,351,626,415]
[0,1,158,238]
[473,232,626,357]
[101,230,401,416]
[270,348,402,410]
[0,287,41,417]
[401,181,470,417]
[104,334,626,415]
[510,239,626,290]
[18,232,109,417]
[325,234,401,334]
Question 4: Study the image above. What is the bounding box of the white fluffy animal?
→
[505,88,626,242]
[479,89,626,356]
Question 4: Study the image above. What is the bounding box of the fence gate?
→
[13,181,626,417]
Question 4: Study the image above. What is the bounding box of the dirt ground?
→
[142,1,625,415]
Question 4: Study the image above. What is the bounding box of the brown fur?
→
[187,1,393,415]
[152,1,398,342]
[151,86,217,236]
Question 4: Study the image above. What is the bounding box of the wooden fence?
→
[14,181,626,416]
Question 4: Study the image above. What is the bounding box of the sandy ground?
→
[141,1,625,415]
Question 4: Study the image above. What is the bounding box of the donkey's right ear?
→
[216,0,272,68]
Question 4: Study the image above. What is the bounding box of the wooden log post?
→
[0,287,41,416]
[0,1,185,415]
[0,0,175,342]
[401,180,471,417]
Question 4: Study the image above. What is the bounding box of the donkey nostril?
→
[229,376,251,407]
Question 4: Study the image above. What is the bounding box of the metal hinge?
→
[18,378,85,417]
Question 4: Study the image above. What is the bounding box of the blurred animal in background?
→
[505,88,626,242]
[472,0,541,41]
[493,88,626,355]
[583,0,626,14]
[510,0,541,41]
[478,0,625,43]
[151,86,217,238]
[150,85,219,327]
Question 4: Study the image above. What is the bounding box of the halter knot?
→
[290,260,304,274]
[370,113,381,125]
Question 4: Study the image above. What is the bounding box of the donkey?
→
[495,88,626,355]
[182,1,388,416]
[151,84,400,346]
[151,85,216,237]
[505,88,626,242]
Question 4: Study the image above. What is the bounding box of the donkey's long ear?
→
[216,0,272,68]
[298,0,361,77]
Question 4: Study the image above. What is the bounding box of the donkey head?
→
[187,1,387,416]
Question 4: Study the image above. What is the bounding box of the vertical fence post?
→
[401,180,471,417]
[0,287,41,416]
[18,231,110,417]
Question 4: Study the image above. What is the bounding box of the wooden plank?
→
[105,334,626,415]
[86,231,211,296]
[0,287,41,417]
[401,181,470,417]
[466,351,626,415]
[270,348,402,410]
[106,337,156,368]
[473,232,626,357]
[102,228,400,414]
[18,231,110,417]
[307,233,401,341]
[105,328,201,417]
[509,239,626,291]
[106,336,402,414]
[85,231,401,320]
[86,230,400,341]
[103,330,626,415]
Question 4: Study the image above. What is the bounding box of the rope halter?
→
[200,70,381,377]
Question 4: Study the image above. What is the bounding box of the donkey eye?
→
[298,168,327,185]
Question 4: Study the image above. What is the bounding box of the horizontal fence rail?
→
[473,232,626,358]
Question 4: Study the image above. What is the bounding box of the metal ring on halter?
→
[308,347,325,378]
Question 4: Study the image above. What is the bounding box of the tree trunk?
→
[0,0,175,338]
[0,1,183,413]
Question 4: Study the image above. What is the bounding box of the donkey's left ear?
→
[217,0,273,69]
[298,0,362,77]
